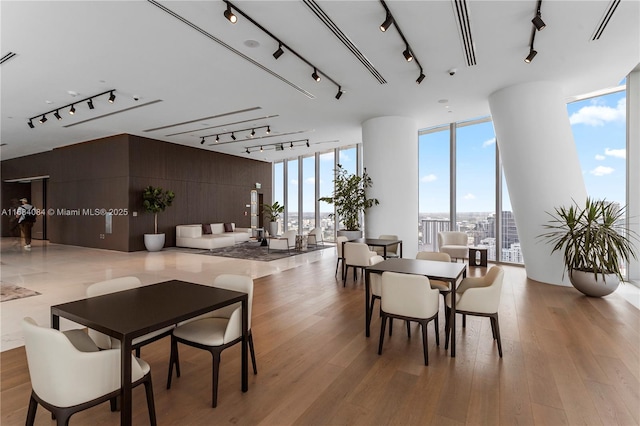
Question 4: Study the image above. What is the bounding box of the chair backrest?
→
[283,230,297,245]
[380,272,439,319]
[336,236,348,257]
[211,274,254,333]
[378,234,399,254]
[369,255,385,296]
[344,242,374,267]
[21,317,144,408]
[416,251,451,262]
[438,231,468,247]
[458,266,504,314]
[86,276,142,349]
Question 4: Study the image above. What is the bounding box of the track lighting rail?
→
[243,139,310,154]
[27,89,116,128]
[200,125,271,144]
[222,0,344,99]
[525,0,545,63]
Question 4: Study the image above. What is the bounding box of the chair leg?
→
[135,347,141,357]
[444,306,450,350]
[143,373,158,426]
[463,314,466,328]
[343,266,348,287]
[378,315,388,355]
[490,316,497,340]
[26,393,38,426]
[434,315,440,346]
[335,259,340,276]
[406,320,411,338]
[493,314,503,358]
[421,321,429,366]
[248,331,258,375]
[211,351,221,408]
[110,397,118,412]
[368,296,377,331]
[389,318,393,336]
[167,336,180,389]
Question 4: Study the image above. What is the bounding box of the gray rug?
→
[170,241,333,261]
[1,283,41,302]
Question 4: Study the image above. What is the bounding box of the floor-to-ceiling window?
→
[273,161,284,236]
[418,125,451,252]
[287,159,298,234]
[318,150,335,242]
[301,155,315,235]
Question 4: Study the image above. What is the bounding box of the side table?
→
[468,246,488,267]
[295,235,308,251]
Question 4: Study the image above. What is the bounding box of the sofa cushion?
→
[224,222,234,232]
[202,224,212,234]
[211,223,225,234]
[178,225,202,238]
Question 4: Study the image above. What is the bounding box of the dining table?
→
[364,258,467,356]
[342,237,403,279]
[51,280,249,426]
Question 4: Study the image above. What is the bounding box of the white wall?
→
[489,81,587,286]
[362,116,419,258]
[627,65,640,286]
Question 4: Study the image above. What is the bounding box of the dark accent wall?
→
[1,134,272,251]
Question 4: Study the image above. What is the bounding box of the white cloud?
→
[569,98,625,126]
[305,177,315,185]
[590,166,614,176]
[482,138,496,148]
[594,154,605,160]
[420,174,437,183]
[604,148,626,159]
[463,193,476,200]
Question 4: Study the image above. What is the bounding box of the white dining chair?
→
[437,231,469,261]
[343,242,377,286]
[22,317,157,426]
[378,272,440,365]
[445,266,504,357]
[167,274,257,408]
[373,234,400,258]
[335,236,348,276]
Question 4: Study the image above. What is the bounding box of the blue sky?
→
[419,89,627,213]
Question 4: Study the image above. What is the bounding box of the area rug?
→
[1,283,41,302]
[170,241,334,262]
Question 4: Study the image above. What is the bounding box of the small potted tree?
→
[142,185,175,251]
[319,164,379,240]
[262,201,284,237]
[540,197,637,297]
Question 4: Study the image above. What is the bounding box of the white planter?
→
[569,269,620,297]
[337,230,363,241]
[144,233,165,252]
[268,222,279,237]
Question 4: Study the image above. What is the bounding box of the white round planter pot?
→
[337,230,363,241]
[144,233,165,252]
[569,270,620,297]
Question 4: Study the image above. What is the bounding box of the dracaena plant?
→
[540,197,637,282]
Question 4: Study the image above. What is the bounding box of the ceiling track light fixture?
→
[201,137,206,145]
[379,0,425,84]
[380,11,394,32]
[222,0,343,100]
[525,0,545,63]
[199,125,272,145]
[335,87,344,100]
[27,89,116,128]
[243,139,310,154]
[224,3,237,23]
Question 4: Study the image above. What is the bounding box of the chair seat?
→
[62,329,100,352]
[440,245,468,259]
[173,318,229,346]
[429,280,450,292]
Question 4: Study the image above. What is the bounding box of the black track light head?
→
[69,104,76,115]
[215,135,220,142]
[290,142,294,149]
[251,129,255,137]
[380,12,394,32]
[532,14,546,31]
[335,87,343,100]
[108,91,116,103]
[201,137,205,145]
[87,99,94,110]
[273,44,284,60]
[39,114,47,124]
[54,110,62,120]
[416,73,426,84]
[266,126,271,134]
[231,132,236,141]
[312,68,321,82]
[524,48,537,63]
[403,47,413,62]
[306,140,310,147]
[246,148,250,154]
[224,4,237,23]
[260,146,263,152]
[28,119,34,129]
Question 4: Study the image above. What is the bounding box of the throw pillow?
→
[202,224,212,235]
[224,222,233,232]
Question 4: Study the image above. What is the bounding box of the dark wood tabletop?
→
[51,280,249,426]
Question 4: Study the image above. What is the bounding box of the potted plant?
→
[262,201,284,237]
[142,185,175,251]
[319,164,379,240]
[540,197,637,297]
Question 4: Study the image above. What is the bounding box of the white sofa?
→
[176,223,251,250]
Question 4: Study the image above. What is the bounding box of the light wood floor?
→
[1,256,639,425]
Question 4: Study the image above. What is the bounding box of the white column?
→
[362,116,419,258]
[627,65,640,286]
[489,81,587,286]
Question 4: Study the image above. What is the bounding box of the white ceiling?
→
[1,0,638,163]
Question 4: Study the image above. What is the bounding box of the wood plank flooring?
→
[1,257,638,425]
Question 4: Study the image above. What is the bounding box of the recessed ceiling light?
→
[67,90,78,97]
[45,100,53,104]
[438,99,448,104]
[244,40,260,48]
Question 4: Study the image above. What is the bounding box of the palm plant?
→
[540,197,637,282]
[262,201,284,222]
